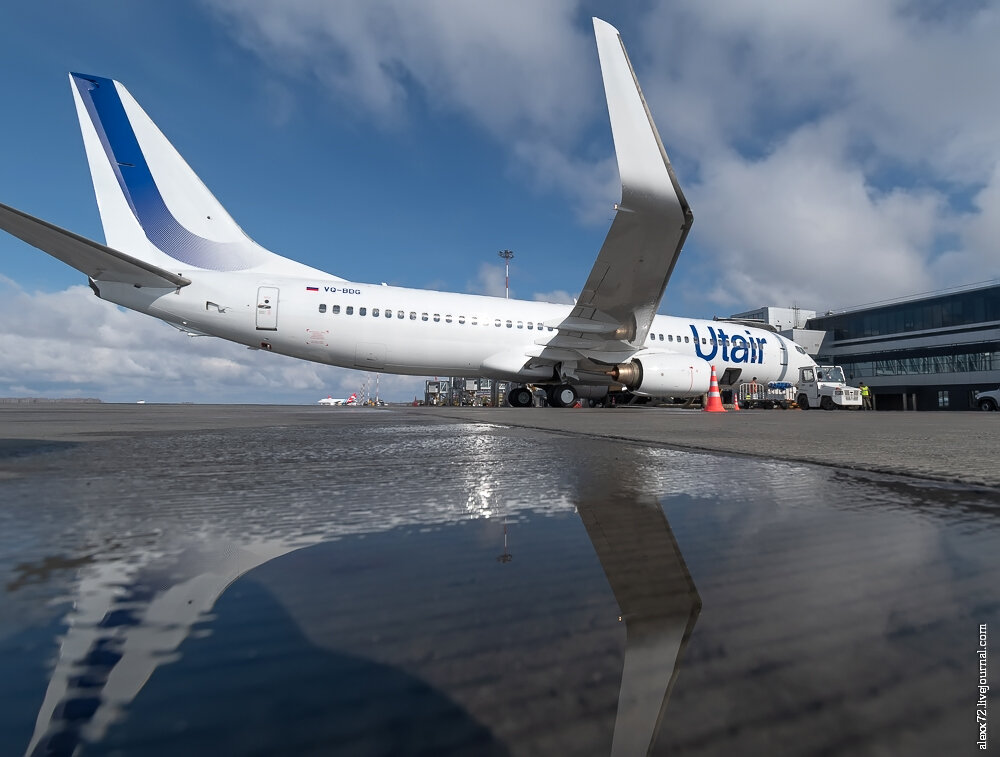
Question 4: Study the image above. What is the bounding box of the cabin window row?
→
[317,303,555,331]
[648,333,692,344]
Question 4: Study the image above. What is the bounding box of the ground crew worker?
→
[860,382,872,410]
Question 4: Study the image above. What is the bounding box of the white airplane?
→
[318,393,358,407]
[0,18,815,407]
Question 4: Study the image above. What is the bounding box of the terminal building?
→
[731,282,1000,410]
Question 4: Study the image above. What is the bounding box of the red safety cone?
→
[703,365,727,412]
[732,388,740,411]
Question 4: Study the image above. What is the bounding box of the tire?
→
[979,398,998,412]
[508,387,533,408]
[550,384,577,408]
[821,396,835,411]
[797,394,809,410]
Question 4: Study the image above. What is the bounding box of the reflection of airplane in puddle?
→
[318,393,357,406]
[577,489,701,755]
[22,540,301,756]
[23,456,697,756]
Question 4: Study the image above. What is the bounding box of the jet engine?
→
[610,353,710,397]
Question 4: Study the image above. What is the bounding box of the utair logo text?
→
[690,324,767,364]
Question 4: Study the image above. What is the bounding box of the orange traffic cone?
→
[703,365,727,412]
[732,388,740,411]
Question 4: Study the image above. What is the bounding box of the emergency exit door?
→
[256,286,279,330]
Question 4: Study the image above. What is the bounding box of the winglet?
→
[592,18,691,219]
[559,20,692,354]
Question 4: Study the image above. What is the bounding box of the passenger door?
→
[256,287,279,331]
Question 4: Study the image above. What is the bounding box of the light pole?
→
[498,249,514,299]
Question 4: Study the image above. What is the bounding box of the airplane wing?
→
[0,201,191,288]
[546,19,692,364]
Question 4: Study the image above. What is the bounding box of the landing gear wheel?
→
[507,386,534,408]
[547,384,578,408]
[797,394,809,410]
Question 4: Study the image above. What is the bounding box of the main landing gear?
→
[506,384,579,408]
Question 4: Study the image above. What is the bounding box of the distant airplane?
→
[318,393,357,406]
[0,18,815,407]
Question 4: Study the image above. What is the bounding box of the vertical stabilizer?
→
[69,73,334,278]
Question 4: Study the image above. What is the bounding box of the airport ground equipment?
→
[739,381,796,409]
[973,386,1000,411]
[795,366,862,410]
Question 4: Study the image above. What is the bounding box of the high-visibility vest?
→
[860,386,870,397]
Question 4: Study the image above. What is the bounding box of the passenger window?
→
[385,309,392,318]
[445,315,452,323]
[458,316,466,325]
[517,321,523,329]
[358,307,365,316]
[422,313,428,321]
[397,310,404,319]
[684,336,689,343]
[433,314,441,322]
[659,334,664,341]
[319,304,327,313]
[409,312,416,320]
[527,322,533,330]
[471,317,478,326]
[332,305,341,314]
[668,334,673,342]
[495,319,501,327]
[372,308,379,317]
[346,306,354,315]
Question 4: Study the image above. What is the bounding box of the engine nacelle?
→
[611,353,711,397]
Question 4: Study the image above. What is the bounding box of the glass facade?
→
[807,286,1000,341]
[827,347,1000,379]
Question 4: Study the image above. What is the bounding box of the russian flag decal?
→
[306,286,319,292]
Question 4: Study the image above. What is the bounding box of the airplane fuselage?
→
[97,272,805,393]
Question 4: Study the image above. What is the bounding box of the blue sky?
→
[1,1,998,402]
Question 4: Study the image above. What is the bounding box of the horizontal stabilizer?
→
[0,202,190,288]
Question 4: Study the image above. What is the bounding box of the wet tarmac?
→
[0,406,997,755]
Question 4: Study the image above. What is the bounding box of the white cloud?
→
[692,121,948,309]
[205,0,594,138]
[532,290,575,305]
[633,1,1000,311]
[202,0,623,224]
[0,280,425,403]
[466,262,508,298]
